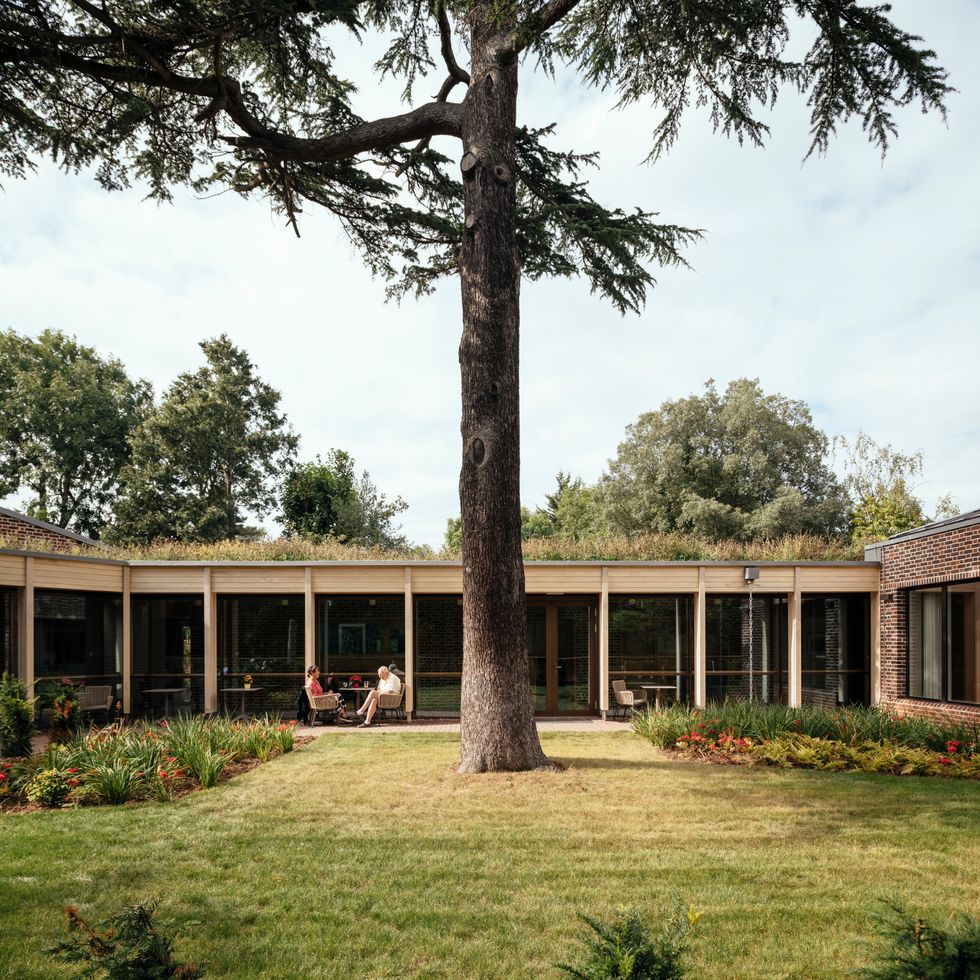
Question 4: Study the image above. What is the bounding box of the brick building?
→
[868,509,980,724]
[0,506,97,551]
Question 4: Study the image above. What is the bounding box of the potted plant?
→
[243,674,253,690]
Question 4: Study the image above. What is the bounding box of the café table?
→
[339,686,374,712]
[223,686,264,721]
[143,687,185,719]
[639,684,676,711]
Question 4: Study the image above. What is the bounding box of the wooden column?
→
[404,567,414,720]
[870,589,881,704]
[304,567,315,673]
[203,568,217,714]
[122,566,132,716]
[789,567,802,708]
[599,566,609,719]
[20,556,34,698]
[694,567,706,708]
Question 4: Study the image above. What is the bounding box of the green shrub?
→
[557,905,701,979]
[25,768,73,808]
[860,903,980,978]
[46,901,203,978]
[0,672,36,757]
[751,735,980,779]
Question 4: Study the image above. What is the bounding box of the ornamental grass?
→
[1,531,866,562]
[3,715,297,809]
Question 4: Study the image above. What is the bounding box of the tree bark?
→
[457,7,554,773]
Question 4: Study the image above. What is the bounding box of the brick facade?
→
[0,508,95,552]
[877,516,980,725]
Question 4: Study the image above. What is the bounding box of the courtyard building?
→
[2,508,978,725]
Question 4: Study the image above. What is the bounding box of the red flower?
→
[159,770,168,778]
[0,773,6,782]
[134,771,143,778]
[68,778,79,786]
[67,768,79,774]
[939,756,952,766]
[946,740,961,753]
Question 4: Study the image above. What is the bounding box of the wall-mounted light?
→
[744,566,760,583]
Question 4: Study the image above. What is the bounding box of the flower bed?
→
[1,716,303,811]
[634,703,980,779]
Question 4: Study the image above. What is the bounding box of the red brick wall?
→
[879,522,980,724]
[0,513,91,552]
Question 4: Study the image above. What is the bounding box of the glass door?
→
[526,605,549,712]
[556,605,591,712]
[526,600,596,714]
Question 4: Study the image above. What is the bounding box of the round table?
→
[223,686,264,721]
[339,686,374,712]
[143,687,186,718]
[639,684,676,711]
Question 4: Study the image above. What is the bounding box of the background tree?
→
[0,329,150,537]
[112,336,297,542]
[282,451,408,548]
[600,379,850,541]
[836,432,958,542]
[1,2,949,771]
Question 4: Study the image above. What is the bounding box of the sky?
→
[1,2,978,548]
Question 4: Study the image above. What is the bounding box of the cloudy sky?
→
[1,2,977,547]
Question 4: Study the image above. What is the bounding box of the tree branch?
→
[3,41,463,162]
[509,0,583,57]
[221,100,464,162]
[435,4,469,85]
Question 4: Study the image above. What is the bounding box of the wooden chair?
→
[78,685,114,722]
[611,679,647,719]
[306,689,340,726]
[377,685,406,722]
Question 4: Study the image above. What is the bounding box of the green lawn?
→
[2,732,979,979]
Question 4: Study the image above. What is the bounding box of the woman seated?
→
[305,666,352,724]
[356,665,401,728]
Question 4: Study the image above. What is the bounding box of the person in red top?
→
[306,665,325,697]
[305,666,352,723]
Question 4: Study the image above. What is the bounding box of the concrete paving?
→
[296,717,631,736]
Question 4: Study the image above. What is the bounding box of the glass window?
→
[608,596,693,705]
[414,597,463,716]
[317,596,405,681]
[132,595,205,716]
[909,581,980,705]
[801,594,870,707]
[1,588,16,678]
[706,595,787,704]
[217,595,304,718]
[34,590,122,700]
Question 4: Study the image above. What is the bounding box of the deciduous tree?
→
[112,336,297,542]
[282,451,408,548]
[0,329,150,537]
[0,1,950,770]
[600,379,850,541]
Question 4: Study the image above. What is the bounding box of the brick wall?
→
[879,521,980,725]
[0,512,93,552]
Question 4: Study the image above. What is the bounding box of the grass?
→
[0,531,866,562]
[1,732,978,978]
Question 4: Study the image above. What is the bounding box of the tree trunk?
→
[457,7,554,773]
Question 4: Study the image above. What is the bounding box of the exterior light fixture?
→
[744,566,760,583]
